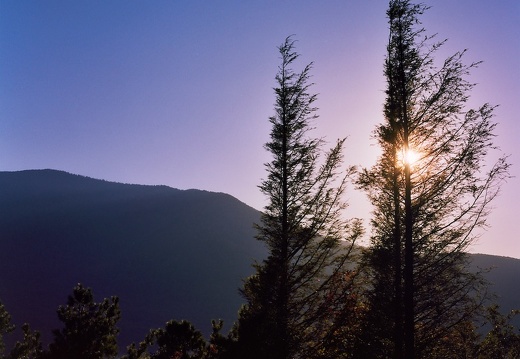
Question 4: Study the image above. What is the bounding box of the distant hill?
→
[469,253,520,317]
[0,169,265,349]
[0,169,518,351]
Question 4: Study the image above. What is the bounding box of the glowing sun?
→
[399,148,421,167]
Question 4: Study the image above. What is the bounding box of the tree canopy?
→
[357,1,510,358]
[43,283,121,359]
[235,36,362,359]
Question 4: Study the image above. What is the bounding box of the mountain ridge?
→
[0,169,518,351]
[0,169,265,348]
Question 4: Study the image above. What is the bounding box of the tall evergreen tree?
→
[358,1,509,358]
[235,37,362,359]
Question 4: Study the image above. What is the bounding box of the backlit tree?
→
[358,1,509,358]
[235,36,362,359]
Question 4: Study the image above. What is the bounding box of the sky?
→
[1,1,519,258]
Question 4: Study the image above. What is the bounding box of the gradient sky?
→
[1,1,519,258]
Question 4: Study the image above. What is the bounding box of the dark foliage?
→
[234,37,362,359]
[42,283,120,359]
[0,301,14,356]
[7,323,43,359]
[357,1,509,358]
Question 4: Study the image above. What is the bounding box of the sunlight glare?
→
[399,148,421,167]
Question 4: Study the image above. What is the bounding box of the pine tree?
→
[43,283,121,359]
[235,36,362,359]
[124,319,207,359]
[149,320,206,359]
[7,323,43,359]
[358,1,509,358]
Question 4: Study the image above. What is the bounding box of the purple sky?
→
[1,1,519,258]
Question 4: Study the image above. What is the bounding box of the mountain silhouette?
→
[0,169,518,351]
[469,253,520,320]
[0,169,265,349]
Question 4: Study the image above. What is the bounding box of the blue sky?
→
[1,1,519,258]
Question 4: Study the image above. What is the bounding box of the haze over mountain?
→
[0,169,518,350]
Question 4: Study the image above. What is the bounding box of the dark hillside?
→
[0,170,265,348]
[0,170,518,351]
[470,254,520,317]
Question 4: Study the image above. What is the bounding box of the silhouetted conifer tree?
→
[42,283,120,359]
[357,1,509,358]
[124,319,207,359]
[235,36,362,359]
[7,323,43,359]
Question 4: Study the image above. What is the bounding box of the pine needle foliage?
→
[236,37,363,359]
[357,1,510,358]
